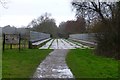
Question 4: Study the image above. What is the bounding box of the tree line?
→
[27,12,86,38]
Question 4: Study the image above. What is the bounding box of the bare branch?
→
[0,0,8,9]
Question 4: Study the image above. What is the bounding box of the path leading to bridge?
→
[33,49,74,78]
[32,38,91,78]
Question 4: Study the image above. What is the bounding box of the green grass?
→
[2,49,52,78]
[0,37,2,79]
[66,49,119,78]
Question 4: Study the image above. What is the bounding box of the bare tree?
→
[71,0,115,24]
[0,0,8,8]
[27,13,58,38]
[65,17,86,34]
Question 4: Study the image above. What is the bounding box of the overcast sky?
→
[0,0,76,27]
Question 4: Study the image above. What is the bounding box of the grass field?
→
[2,49,52,78]
[0,37,2,79]
[66,49,119,79]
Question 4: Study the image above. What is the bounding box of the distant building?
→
[2,25,17,34]
[2,25,29,40]
[0,27,2,37]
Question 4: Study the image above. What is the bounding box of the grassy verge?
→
[66,49,119,79]
[0,37,2,79]
[2,49,52,78]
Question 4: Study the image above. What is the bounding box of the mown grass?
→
[2,49,52,78]
[66,49,119,79]
[0,37,2,79]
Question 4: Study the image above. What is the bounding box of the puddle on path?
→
[33,49,74,78]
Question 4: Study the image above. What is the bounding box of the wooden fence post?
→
[28,41,32,49]
[2,34,5,52]
[10,44,12,49]
[19,34,21,51]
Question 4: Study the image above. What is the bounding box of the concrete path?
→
[33,49,74,78]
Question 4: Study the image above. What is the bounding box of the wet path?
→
[33,49,74,78]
